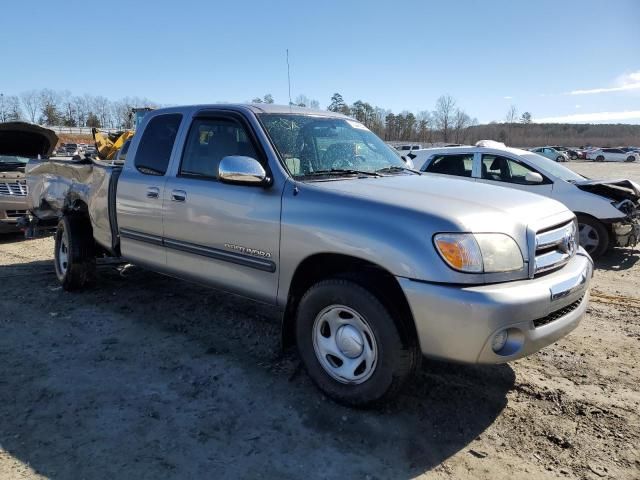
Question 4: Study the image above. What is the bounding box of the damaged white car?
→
[0,122,58,233]
[411,141,640,258]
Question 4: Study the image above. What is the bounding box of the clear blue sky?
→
[1,0,639,123]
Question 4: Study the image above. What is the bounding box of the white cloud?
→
[503,96,513,100]
[575,104,581,109]
[569,70,640,95]
[535,110,640,123]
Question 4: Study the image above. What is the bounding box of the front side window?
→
[180,118,257,178]
[424,154,473,177]
[259,114,406,178]
[135,114,182,176]
[482,154,545,185]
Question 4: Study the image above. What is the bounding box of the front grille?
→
[0,180,28,196]
[5,210,27,218]
[533,295,585,328]
[533,221,577,275]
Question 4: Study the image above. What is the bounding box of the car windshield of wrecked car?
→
[259,114,407,178]
[0,155,29,164]
[519,153,585,182]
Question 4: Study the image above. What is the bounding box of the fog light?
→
[491,330,509,353]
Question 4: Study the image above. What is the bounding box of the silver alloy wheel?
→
[58,228,69,275]
[312,304,378,384]
[578,223,599,253]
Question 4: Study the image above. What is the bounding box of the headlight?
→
[434,233,524,273]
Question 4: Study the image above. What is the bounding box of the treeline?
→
[0,89,158,129]
[2,89,638,146]
[326,93,478,144]
[467,122,640,148]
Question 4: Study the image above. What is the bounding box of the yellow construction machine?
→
[92,107,153,160]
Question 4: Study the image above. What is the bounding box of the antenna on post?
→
[286,49,292,110]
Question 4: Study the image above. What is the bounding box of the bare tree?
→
[93,96,112,128]
[20,90,39,123]
[504,105,518,145]
[0,94,7,122]
[59,90,77,126]
[38,89,61,125]
[433,95,456,142]
[3,95,22,121]
[453,109,472,143]
[72,95,91,127]
[505,105,518,123]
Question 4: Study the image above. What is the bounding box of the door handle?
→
[146,187,160,199]
[171,190,187,202]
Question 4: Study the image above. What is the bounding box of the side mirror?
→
[218,156,269,186]
[525,171,544,183]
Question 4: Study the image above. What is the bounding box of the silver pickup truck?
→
[27,104,593,406]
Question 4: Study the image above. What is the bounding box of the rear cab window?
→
[424,154,474,177]
[134,113,183,176]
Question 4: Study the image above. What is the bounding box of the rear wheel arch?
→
[574,212,611,258]
[281,253,418,351]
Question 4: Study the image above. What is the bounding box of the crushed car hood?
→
[0,122,59,158]
[574,178,640,202]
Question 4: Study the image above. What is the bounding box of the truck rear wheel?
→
[54,215,96,291]
[295,278,418,407]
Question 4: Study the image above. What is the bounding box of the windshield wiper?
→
[305,168,381,177]
[375,166,421,175]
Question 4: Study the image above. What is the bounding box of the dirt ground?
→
[0,161,638,479]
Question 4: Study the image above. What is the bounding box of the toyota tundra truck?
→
[26,104,593,406]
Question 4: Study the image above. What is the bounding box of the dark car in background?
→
[549,146,579,160]
[0,122,58,233]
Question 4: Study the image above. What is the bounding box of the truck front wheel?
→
[54,215,96,291]
[295,278,418,407]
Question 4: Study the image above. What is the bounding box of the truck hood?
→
[307,174,569,231]
[0,122,58,158]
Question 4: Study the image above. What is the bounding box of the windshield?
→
[259,114,407,178]
[519,152,585,181]
[0,155,29,164]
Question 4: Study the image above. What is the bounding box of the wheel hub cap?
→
[311,305,378,384]
[336,325,364,358]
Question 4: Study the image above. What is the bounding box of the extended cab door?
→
[161,111,281,304]
[116,113,183,271]
[476,153,553,195]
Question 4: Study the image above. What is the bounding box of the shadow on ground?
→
[0,232,26,245]
[0,262,513,479]
[595,247,639,271]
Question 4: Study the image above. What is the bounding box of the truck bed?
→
[26,158,121,254]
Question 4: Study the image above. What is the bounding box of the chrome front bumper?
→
[398,250,593,364]
[0,197,29,233]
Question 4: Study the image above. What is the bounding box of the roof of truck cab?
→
[149,104,349,118]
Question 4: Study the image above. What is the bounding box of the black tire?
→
[295,278,419,407]
[54,215,96,291]
[577,215,609,259]
[626,156,636,163]
[556,156,564,162]
[596,155,605,162]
